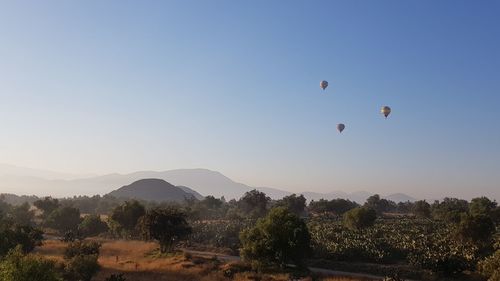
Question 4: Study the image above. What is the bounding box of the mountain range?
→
[0,163,416,203]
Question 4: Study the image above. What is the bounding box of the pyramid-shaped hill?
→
[108,178,199,202]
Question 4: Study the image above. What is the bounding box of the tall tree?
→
[139,207,191,253]
[33,197,60,217]
[45,206,82,234]
[110,201,145,237]
[240,207,311,269]
[275,194,306,216]
[238,189,270,218]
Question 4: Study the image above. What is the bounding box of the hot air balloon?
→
[381,106,391,118]
[320,80,328,90]
[337,123,345,133]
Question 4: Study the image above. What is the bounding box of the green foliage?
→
[478,241,500,281]
[343,207,377,230]
[470,197,497,217]
[45,206,82,234]
[110,200,145,237]
[0,196,11,215]
[275,194,306,216]
[308,198,358,215]
[412,200,431,218]
[431,198,468,223]
[0,217,43,256]
[139,207,191,253]
[63,254,100,281]
[309,217,481,275]
[237,189,270,218]
[78,215,108,237]
[64,241,101,260]
[456,214,495,245]
[364,194,396,214]
[190,219,253,251]
[187,196,228,220]
[0,246,61,281]
[7,203,35,226]
[240,207,311,269]
[62,241,101,281]
[33,197,60,217]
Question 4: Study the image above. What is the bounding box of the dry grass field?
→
[35,239,375,281]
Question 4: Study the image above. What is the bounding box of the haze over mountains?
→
[0,163,420,203]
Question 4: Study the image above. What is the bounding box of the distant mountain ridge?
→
[108,179,200,202]
[0,164,425,202]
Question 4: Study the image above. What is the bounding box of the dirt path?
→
[182,249,415,281]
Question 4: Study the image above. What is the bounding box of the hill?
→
[108,179,198,202]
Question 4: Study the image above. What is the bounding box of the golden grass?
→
[36,239,372,281]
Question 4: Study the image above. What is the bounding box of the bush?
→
[0,218,43,256]
[478,242,500,281]
[45,207,82,234]
[78,215,109,237]
[456,214,495,245]
[343,207,377,230]
[0,246,61,281]
[64,241,101,260]
[63,254,99,281]
[240,207,311,269]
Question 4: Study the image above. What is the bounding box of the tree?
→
[45,206,82,234]
[412,200,431,218]
[456,214,495,245]
[238,190,270,218]
[308,199,358,215]
[240,207,311,269]
[64,241,101,260]
[63,254,100,281]
[0,217,43,256]
[364,194,396,214]
[0,198,11,216]
[110,200,145,237]
[0,246,61,281]
[275,194,306,216]
[470,197,497,217]
[431,198,468,223]
[478,241,500,281]
[78,215,108,237]
[343,207,377,230]
[33,197,60,217]
[139,207,191,253]
[8,203,35,226]
[62,241,101,281]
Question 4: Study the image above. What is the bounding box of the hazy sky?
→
[0,1,499,199]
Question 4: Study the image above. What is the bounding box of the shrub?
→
[78,215,109,237]
[478,242,500,281]
[64,241,101,260]
[63,254,99,281]
[343,207,377,230]
[0,246,61,281]
[45,207,82,234]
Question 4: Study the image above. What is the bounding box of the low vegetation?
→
[0,190,498,280]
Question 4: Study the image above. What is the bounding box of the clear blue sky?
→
[0,1,499,200]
